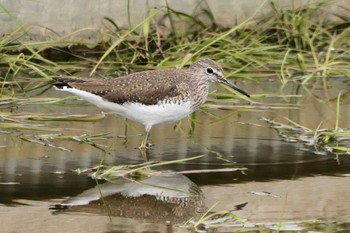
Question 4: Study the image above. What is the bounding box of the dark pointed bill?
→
[219,78,250,97]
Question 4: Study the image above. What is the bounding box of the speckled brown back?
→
[53,69,197,105]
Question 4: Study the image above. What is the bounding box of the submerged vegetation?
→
[262,116,350,156]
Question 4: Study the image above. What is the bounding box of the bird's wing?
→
[104,70,183,105]
[54,70,184,105]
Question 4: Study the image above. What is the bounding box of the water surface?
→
[1,78,350,232]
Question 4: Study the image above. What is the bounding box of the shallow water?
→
[1,78,350,232]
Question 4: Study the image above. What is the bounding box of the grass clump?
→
[252,1,350,84]
[95,0,350,84]
[1,1,349,88]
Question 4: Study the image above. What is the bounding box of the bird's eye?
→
[206,67,214,74]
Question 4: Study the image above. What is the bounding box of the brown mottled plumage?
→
[54,69,185,105]
[53,59,250,149]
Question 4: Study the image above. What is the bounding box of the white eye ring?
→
[206,67,215,75]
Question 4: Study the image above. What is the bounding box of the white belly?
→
[56,87,194,127]
[122,101,194,127]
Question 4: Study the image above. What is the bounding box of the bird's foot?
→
[138,145,149,150]
[138,142,153,150]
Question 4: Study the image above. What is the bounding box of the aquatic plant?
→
[261,116,350,156]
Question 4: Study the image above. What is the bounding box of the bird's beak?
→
[219,78,250,97]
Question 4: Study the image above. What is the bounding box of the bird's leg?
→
[139,149,149,161]
[139,125,152,150]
